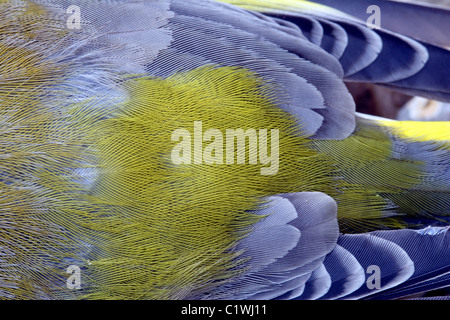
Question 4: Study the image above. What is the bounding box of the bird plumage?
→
[0,0,449,300]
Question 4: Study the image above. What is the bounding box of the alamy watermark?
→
[66,5,81,30]
[366,265,381,290]
[66,265,81,290]
[63,263,381,291]
[171,121,279,176]
[367,5,381,29]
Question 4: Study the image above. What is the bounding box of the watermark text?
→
[171,121,279,175]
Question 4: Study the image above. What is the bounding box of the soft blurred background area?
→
[348,0,450,121]
[347,82,450,121]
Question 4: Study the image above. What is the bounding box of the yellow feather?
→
[378,120,450,143]
[79,65,336,299]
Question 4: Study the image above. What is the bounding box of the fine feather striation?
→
[312,118,450,232]
[76,65,339,299]
[1,0,448,300]
[225,0,450,102]
[0,1,106,299]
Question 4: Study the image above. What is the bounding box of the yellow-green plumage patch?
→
[312,118,428,232]
[0,13,98,298]
[376,120,450,220]
[80,65,335,299]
